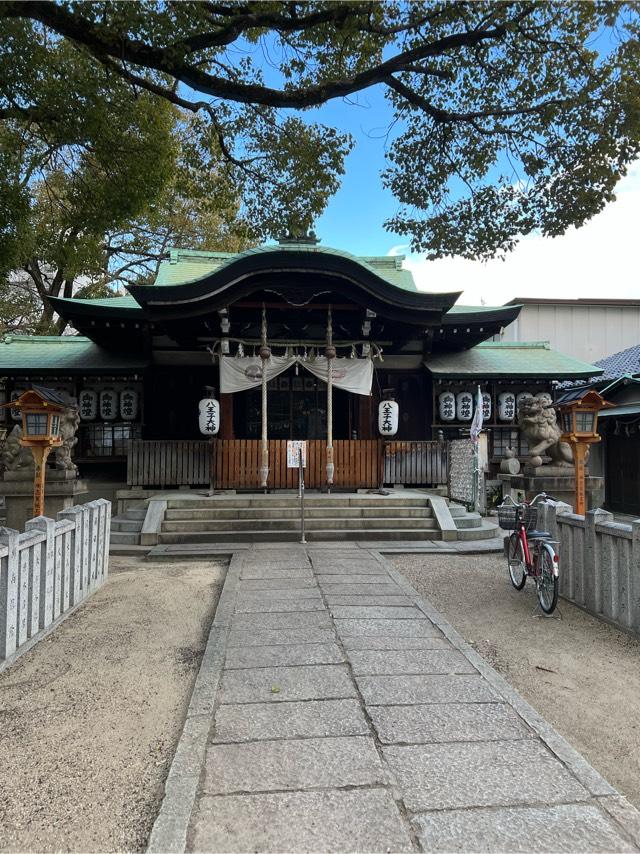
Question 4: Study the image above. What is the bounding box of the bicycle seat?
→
[527,530,551,539]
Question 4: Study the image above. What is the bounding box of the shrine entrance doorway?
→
[232,370,351,441]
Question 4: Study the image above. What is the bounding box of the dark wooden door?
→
[605,433,640,515]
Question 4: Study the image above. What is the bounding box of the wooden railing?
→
[213,439,382,490]
[127,438,449,489]
[383,441,448,486]
[127,440,211,487]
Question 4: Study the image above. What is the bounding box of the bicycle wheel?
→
[507,533,527,590]
[537,546,558,614]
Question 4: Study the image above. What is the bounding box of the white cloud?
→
[386,243,411,257]
[404,161,640,306]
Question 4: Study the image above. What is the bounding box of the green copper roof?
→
[153,245,418,292]
[0,335,147,374]
[424,341,603,379]
[446,304,510,314]
[64,295,141,309]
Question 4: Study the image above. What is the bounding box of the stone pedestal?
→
[0,469,88,530]
[498,464,604,512]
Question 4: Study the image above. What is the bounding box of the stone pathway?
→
[149,544,640,853]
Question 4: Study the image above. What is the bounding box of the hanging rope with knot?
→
[259,304,270,489]
[325,306,336,487]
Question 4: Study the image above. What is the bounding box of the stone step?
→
[448,505,469,518]
[111,518,144,533]
[125,507,148,521]
[110,531,141,545]
[453,512,484,529]
[165,497,431,510]
[163,507,433,521]
[161,516,439,533]
[455,521,500,541]
[158,528,442,544]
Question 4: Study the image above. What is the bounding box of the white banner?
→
[220,356,373,397]
[302,357,373,396]
[219,355,291,393]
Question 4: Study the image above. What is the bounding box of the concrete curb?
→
[146,551,243,854]
[374,550,640,848]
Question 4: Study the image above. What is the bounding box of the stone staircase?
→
[449,502,500,540]
[110,505,146,546]
[151,494,498,544]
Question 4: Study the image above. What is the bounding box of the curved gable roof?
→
[126,243,461,325]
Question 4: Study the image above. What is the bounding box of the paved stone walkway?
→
[149,544,640,853]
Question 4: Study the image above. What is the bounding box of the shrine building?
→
[0,237,602,496]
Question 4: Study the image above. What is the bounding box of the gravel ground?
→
[0,555,227,853]
[392,552,640,810]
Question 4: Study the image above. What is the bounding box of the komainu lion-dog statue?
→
[517,393,574,467]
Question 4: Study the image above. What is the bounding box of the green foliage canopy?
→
[1,1,639,260]
[0,20,257,334]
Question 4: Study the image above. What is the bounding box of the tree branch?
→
[385,76,568,124]
[0,1,525,109]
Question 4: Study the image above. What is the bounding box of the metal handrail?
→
[298,448,306,544]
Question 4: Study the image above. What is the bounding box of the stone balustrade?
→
[0,498,111,665]
[538,500,640,634]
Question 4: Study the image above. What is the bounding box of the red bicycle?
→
[498,493,560,614]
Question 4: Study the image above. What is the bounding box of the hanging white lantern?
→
[120,388,139,421]
[498,391,516,421]
[456,391,473,421]
[199,397,220,435]
[438,391,456,422]
[79,389,98,421]
[482,392,492,420]
[378,400,399,436]
[100,389,118,421]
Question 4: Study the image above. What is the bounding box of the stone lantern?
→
[1,386,65,518]
[556,389,614,515]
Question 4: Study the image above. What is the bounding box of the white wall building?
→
[500,299,640,365]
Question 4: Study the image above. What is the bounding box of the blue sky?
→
[300,91,640,306]
[206,27,638,306]
[306,85,404,256]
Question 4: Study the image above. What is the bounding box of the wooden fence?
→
[127,440,211,487]
[0,499,111,665]
[127,438,452,490]
[213,439,382,490]
[383,441,448,486]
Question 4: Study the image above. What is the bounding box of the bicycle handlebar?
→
[499,492,559,509]
[531,492,559,504]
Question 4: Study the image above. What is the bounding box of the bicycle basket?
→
[497,502,538,532]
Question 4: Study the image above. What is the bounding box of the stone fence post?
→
[1,499,111,669]
[0,528,19,659]
[630,520,640,634]
[584,508,613,616]
[25,516,56,630]
[58,505,83,606]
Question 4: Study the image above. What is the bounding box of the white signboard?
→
[287,440,307,468]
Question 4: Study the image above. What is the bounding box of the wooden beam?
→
[220,392,234,439]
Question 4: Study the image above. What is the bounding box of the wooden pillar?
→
[573,441,588,516]
[30,445,52,518]
[358,394,373,439]
[325,307,335,487]
[220,393,234,439]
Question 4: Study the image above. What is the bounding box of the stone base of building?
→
[0,470,88,530]
[498,467,605,512]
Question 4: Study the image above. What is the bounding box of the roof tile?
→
[424,341,602,379]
